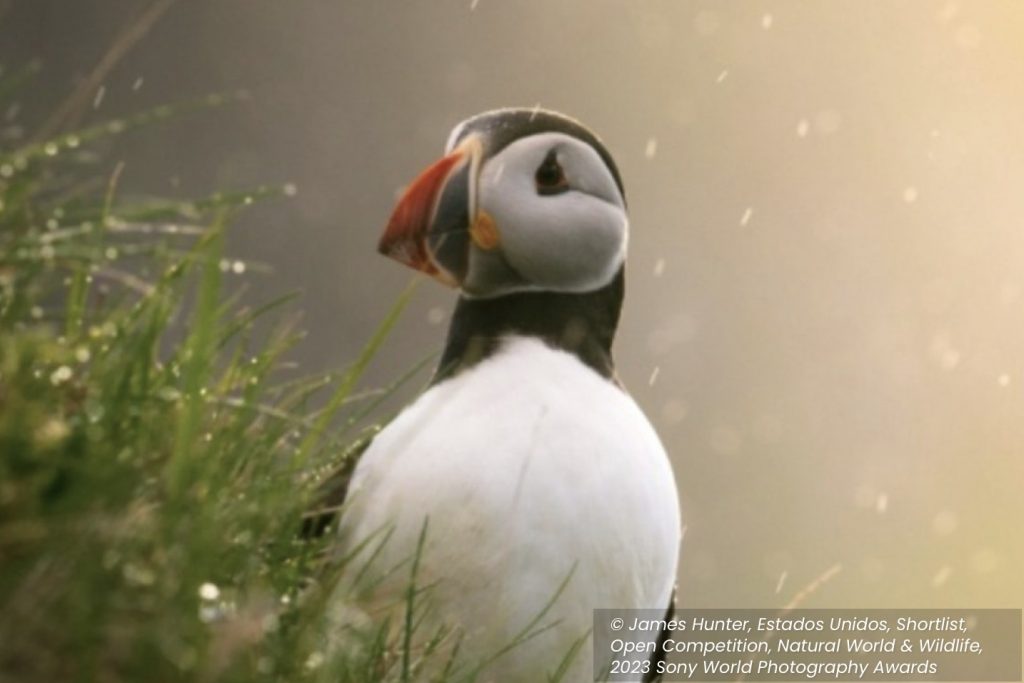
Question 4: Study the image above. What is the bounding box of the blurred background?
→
[3,0,1021,610]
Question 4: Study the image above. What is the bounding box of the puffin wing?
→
[300,435,374,538]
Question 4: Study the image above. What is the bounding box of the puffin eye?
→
[534,151,569,196]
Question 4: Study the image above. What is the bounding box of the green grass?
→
[0,65,588,682]
[0,72,443,681]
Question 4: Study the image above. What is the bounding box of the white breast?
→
[337,336,681,681]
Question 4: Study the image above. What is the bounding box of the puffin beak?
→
[379,136,484,286]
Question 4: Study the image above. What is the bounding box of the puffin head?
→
[379,108,627,298]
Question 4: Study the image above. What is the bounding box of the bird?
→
[326,108,682,682]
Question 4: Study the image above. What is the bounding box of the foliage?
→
[0,68,428,682]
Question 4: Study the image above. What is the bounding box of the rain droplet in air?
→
[427,307,446,325]
[710,426,742,455]
[648,366,660,386]
[970,548,997,574]
[775,570,788,595]
[955,24,981,49]
[814,109,842,135]
[283,182,298,197]
[653,258,666,277]
[997,373,1010,387]
[644,137,658,159]
[932,510,958,536]
[903,187,918,203]
[931,566,952,588]
[796,119,810,138]
[716,69,729,84]
[875,493,888,514]
[132,76,144,91]
[761,13,774,29]
[694,10,720,36]
[661,399,689,424]
[740,207,753,226]
[93,85,106,109]
[936,1,958,24]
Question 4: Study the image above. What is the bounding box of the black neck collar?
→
[432,268,624,385]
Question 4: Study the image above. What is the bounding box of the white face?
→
[460,132,629,298]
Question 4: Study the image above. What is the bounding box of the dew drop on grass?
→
[231,260,246,274]
[74,347,91,363]
[158,386,181,401]
[305,652,325,670]
[50,366,72,385]
[30,306,43,319]
[65,134,80,148]
[198,582,220,600]
[43,142,58,156]
[198,604,220,623]
[0,164,14,178]
[219,258,231,272]
[282,182,298,197]
[123,562,155,586]
[36,417,70,446]
[105,247,118,260]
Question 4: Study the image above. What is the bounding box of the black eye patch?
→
[534,150,570,196]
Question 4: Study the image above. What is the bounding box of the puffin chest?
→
[343,336,677,595]
[338,336,680,680]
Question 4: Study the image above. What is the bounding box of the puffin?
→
[328,108,682,682]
